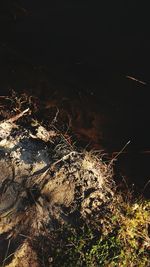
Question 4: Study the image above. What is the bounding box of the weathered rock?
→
[0,107,114,266]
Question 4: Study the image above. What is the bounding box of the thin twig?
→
[52,151,76,168]
[7,108,30,123]
[142,179,150,194]
[110,140,131,165]
[2,239,11,267]
[51,107,59,124]
[126,75,146,85]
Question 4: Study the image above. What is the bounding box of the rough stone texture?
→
[0,108,114,266]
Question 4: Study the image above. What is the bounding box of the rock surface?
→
[0,99,114,266]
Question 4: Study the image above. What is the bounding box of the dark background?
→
[0,0,150,196]
[1,1,150,74]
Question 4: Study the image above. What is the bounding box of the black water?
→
[0,1,150,197]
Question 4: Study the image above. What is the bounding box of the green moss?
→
[49,199,149,267]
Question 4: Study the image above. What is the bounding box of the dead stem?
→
[7,108,30,123]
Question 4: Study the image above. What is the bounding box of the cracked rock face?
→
[0,110,114,266]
